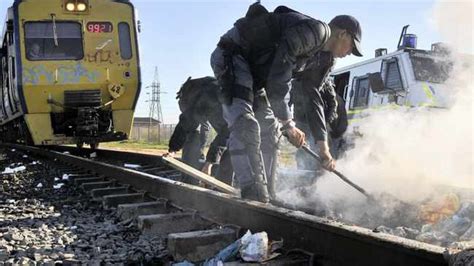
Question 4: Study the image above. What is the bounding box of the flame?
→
[418,193,460,224]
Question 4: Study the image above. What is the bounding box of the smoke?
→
[430,0,473,55]
[277,1,473,227]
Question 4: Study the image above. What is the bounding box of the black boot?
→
[241,179,270,203]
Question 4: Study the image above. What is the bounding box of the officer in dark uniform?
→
[167,76,232,185]
[210,3,362,202]
[290,78,348,171]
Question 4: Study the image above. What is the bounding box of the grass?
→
[100,139,295,167]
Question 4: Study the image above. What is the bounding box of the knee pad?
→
[232,113,261,148]
[260,120,279,154]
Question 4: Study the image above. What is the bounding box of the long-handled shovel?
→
[300,144,375,201]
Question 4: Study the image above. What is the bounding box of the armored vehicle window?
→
[24,22,83,61]
[353,77,370,108]
[384,59,403,90]
[410,53,453,83]
[118,22,132,60]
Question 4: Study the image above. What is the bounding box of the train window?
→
[7,20,13,46]
[1,57,11,115]
[0,61,4,118]
[7,32,13,46]
[2,84,8,116]
[118,22,132,60]
[9,57,15,79]
[353,76,370,108]
[0,93,4,117]
[24,22,83,61]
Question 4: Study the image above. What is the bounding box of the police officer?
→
[211,3,363,202]
[167,76,231,185]
[290,78,348,171]
[290,14,362,170]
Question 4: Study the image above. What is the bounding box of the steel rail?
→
[4,144,447,266]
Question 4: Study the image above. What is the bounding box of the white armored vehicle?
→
[330,25,456,126]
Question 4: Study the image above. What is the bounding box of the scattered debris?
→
[124,163,141,169]
[2,165,26,174]
[53,183,65,189]
[240,231,268,262]
[370,194,473,248]
[200,230,280,265]
[277,172,473,249]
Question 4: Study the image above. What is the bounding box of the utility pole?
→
[146,67,164,142]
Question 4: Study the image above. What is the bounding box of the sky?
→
[0,0,461,124]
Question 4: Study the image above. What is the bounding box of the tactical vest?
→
[233,4,330,89]
[233,5,281,76]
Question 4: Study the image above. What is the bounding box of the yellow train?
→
[0,0,141,149]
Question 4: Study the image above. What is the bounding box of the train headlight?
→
[64,0,88,12]
[66,3,76,11]
[77,3,87,11]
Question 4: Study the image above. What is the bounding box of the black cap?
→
[329,15,363,57]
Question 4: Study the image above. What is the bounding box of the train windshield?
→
[409,52,453,84]
[24,22,83,61]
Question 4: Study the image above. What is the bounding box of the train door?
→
[1,49,11,117]
[6,19,18,114]
[7,54,18,114]
[1,20,18,117]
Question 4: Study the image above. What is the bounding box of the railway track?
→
[1,144,450,265]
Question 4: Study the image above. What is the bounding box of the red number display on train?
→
[87,22,113,33]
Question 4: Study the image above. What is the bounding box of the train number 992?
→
[87,22,113,33]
